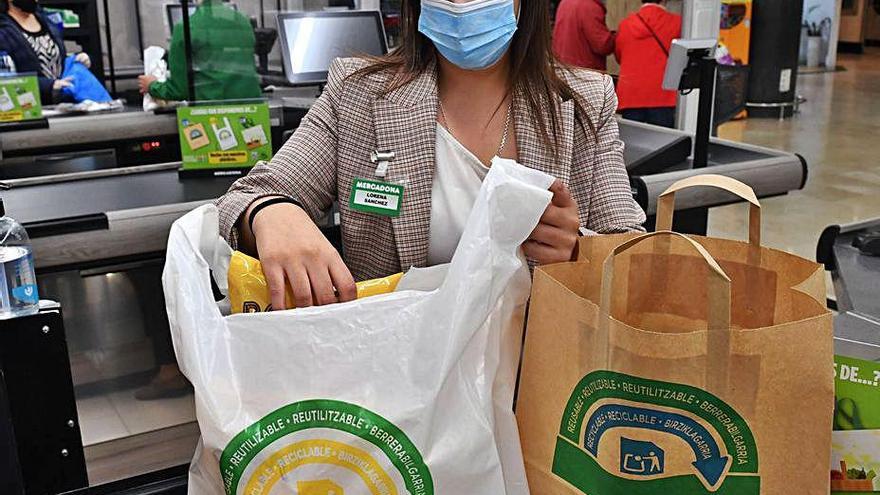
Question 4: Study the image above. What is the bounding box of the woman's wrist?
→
[247,197,303,236]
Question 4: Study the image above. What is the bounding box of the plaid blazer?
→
[215,58,646,281]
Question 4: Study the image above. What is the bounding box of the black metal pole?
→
[693,56,717,169]
[181,0,196,102]
[101,0,117,94]
[134,0,145,56]
[260,0,266,28]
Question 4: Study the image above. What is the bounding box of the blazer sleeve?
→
[214,58,347,248]
[571,74,646,234]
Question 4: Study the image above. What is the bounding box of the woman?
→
[216,0,645,310]
[0,0,90,104]
[137,0,260,101]
[614,0,681,128]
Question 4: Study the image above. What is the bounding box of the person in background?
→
[0,0,91,103]
[552,0,615,70]
[137,0,260,101]
[614,0,681,128]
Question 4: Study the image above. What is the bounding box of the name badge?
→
[350,178,404,217]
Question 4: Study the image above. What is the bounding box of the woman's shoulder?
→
[555,65,615,112]
[327,57,398,96]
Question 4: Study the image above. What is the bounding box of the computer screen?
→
[278,11,387,86]
[166,3,238,32]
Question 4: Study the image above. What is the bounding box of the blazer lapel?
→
[513,88,575,183]
[372,66,439,270]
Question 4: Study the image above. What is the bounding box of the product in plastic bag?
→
[227,250,402,313]
[61,55,112,103]
[163,157,552,494]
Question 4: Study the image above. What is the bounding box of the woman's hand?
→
[75,52,91,68]
[138,75,157,95]
[52,77,73,91]
[250,201,357,310]
[524,180,581,265]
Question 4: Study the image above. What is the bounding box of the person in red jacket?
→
[615,0,681,127]
[553,0,615,70]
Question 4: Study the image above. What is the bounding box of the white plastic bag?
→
[163,158,553,495]
[143,46,172,111]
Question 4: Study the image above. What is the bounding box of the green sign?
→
[0,75,43,122]
[832,355,880,493]
[177,102,272,170]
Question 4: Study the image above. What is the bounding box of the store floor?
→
[714,48,880,269]
[77,388,196,484]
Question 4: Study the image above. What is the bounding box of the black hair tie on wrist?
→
[248,197,302,234]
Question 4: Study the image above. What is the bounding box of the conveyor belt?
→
[3,165,236,238]
[630,138,807,215]
[618,119,692,175]
[1,92,296,155]
[818,217,880,318]
[0,109,177,153]
[835,312,880,358]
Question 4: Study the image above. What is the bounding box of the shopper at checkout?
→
[215,0,646,310]
[552,0,616,70]
[0,0,91,103]
[614,0,681,128]
[137,0,260,101]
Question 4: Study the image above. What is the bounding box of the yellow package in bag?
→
[228,251,402,313]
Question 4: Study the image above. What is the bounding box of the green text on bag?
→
[552,370,760,494]
[220,399,433,495]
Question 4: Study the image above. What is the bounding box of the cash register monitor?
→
[278,11,387,86]
[166,3,238,33]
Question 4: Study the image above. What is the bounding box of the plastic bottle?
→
[0,51,15,74]
[0,199,40,319]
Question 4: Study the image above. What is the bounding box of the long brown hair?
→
[354,0,597,159]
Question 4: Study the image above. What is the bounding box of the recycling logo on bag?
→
[552,371,760,494]
[220,400,433,495]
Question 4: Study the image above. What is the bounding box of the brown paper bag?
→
[517,177,834,495]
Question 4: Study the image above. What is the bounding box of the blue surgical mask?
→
[418,0,518,71]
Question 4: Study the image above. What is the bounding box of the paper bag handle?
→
[598,231,733,393]
[655,174,761,246]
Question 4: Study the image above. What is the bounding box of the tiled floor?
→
[76,390,195,447]
[713,48,880,262]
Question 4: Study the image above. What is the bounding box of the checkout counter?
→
[0,87,322,178]
[0,9,811,495]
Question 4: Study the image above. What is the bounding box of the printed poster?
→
[0,74,42,123]
[832,355,880,493]
[177,101,272,170]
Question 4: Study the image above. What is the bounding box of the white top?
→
[427,124,491,265]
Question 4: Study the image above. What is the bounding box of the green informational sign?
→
[832,355,880,493]
[177,102,272,170]
[0,75,43,123]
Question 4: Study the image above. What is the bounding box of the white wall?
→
[803,0,842,67]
